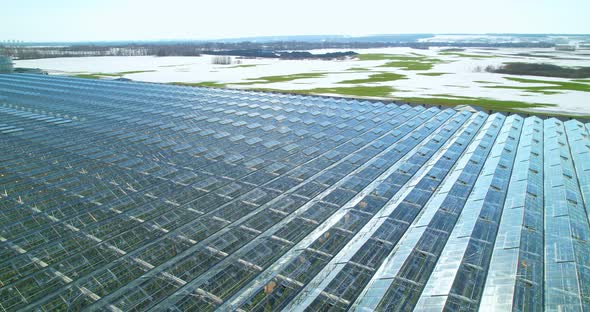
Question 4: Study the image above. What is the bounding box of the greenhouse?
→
[0,73,589,311]
[0,56,12,74]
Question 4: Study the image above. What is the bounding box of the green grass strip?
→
[417,72,449,76]
[168,81,227,88]
[338,72,406,84]
[394,96,555,113]
[251,86,396,98]
[439,52,496,58]
[346,67,370,71]
[72,70,155,79]
[236,72,326,85]
[484,77,590,92]
[227,64,261,68]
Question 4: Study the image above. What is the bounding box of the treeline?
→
[0,44,201,59]
[0,41,556,60]
[486,62,590,78]
[204,50,356,59]
[0,46,153,59]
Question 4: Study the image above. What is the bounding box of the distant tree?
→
[212,56,232,65]
[156,49,168,57]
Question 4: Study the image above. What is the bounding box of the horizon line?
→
[2,32,589,44]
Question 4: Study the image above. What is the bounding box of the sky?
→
[2,0,590,42]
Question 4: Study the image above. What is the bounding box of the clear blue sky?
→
[2,0,589,42]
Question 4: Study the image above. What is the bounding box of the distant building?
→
[555,44,576,51]
[0,55,13,73]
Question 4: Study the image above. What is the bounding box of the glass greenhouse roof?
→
[0,74,589,311]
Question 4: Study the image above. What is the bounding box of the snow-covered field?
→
[15,47,590,115]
